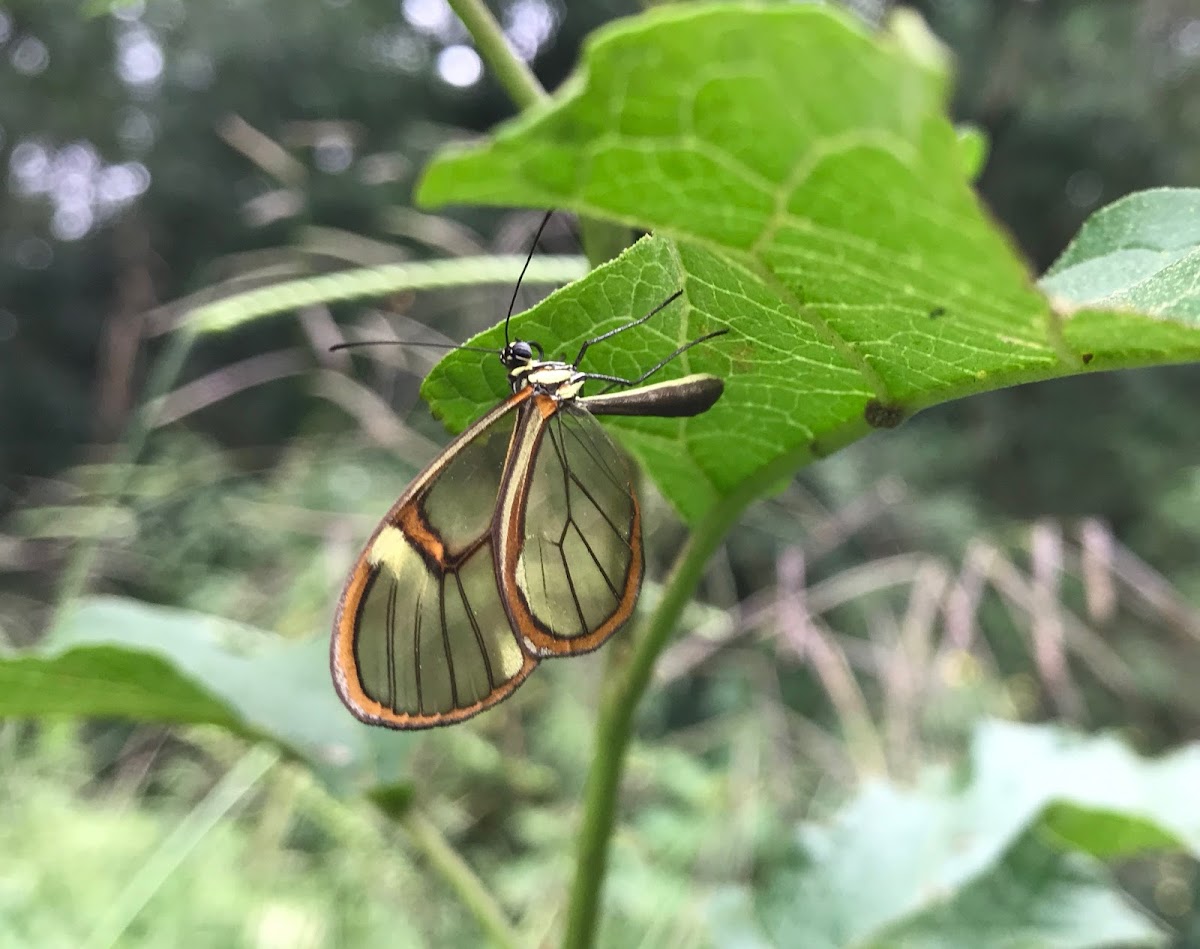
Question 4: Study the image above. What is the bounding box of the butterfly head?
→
[501,338,545,376]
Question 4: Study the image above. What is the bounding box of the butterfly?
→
[331,225,726,729]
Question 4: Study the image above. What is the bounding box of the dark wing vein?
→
[413,584,424,713]
[439,574,459,709]
[570,519,621,599]
[567,467,632,552]
[554,421,573,522]
[547,415,572,485]
[551,419,590,632]
[538,534,551,606]
[559,541,589,633]
[562,413,627,493]
[456,569,496,692]
[385,575,398,710]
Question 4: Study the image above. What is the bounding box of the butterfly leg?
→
[571,290,684,367]
[583,328,729,391]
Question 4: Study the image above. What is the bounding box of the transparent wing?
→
[332,393,538,729]
[498,397,643,657]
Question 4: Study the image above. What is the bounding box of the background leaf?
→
[1042,188,1200,315]
[1,596,412,794]
[885,835,1166,949]
[747,720,1196,947]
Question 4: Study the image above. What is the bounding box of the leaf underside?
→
[417,4,1200,523]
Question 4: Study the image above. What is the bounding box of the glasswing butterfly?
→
[331,217,726,729]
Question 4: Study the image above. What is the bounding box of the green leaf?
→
[1042,188,1200,314]
[1,596,412,794]
[1042,805,1181,860]
[746,720,1194,947]
[1042,188,1200,369]
[753,834,1164,949]
[978,722,1200,858]
[416,4,1200,522]
[955,124,989,181]
[886,834,1165,949]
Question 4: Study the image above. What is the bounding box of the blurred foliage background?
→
[1,0,1199,946]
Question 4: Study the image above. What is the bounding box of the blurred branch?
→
[147,246,570,338]
[182,255,588,335]
[777,548,887,776]
[881,558,949,778]
[311,370,441,462]
[239,187,304,228]
[382,207,487,257]
[657,553,932,685]
[1029,520,1084,720]
[150,349,308,428]
[299,226,411,267]
[53,326,199,619]
[400,808,520,949]
[83,745,279,949]
[976,542,1141,702]
[1078,518,1117,625]
[94,218,157,440]
[217,113,307,186]
[298,304,348,365]
[1104,532,1200,642]
[144,259,309,337]
[942,539,991,654]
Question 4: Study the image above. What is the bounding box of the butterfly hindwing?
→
[498,395,643,657]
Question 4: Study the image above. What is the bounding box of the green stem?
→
[558,426,873,948]
[401,808,520,949]
[445,0,624,269]
[561,487,752,949]
[446,0,547,110]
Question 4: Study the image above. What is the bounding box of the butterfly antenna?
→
[329,340,497,354]
[505,209,555,347]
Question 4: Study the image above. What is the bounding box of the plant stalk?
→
[446,0,624,269]
[561,489,751,949]
[402,808,521,949]
[446,0,547,110]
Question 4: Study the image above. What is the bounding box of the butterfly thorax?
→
[503,341,586,401]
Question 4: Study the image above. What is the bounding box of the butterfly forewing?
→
[420,405,517,556]
[332,392,538,728]
[499,396,642,657]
